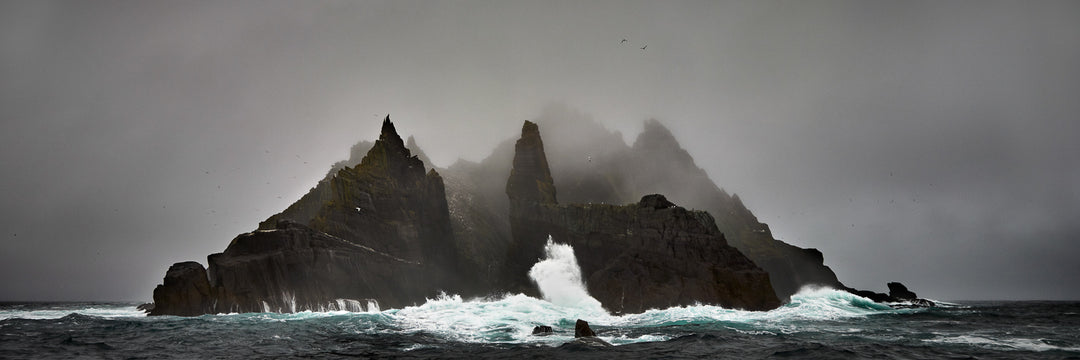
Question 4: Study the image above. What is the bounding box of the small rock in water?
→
[567,320,613,348]
[575,319,597,338]
[532,325,553,336]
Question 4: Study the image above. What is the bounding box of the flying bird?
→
[640,45,647,50]
[621,38,628,44]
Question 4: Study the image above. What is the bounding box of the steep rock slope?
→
[151,117,459,315]
[503,121,781,313]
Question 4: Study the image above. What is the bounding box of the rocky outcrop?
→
[888,282,918,300]
[569,319,613,347]
[309,117,456,271]
[207,220,441,312]
[504,121,781,313]
[575,319,597,338]
[532,325,554,335]
[150,116,461,315]
[841,282,934,306]
[149,262,214,316]
[150,112,924,315]
[508,109,846,302]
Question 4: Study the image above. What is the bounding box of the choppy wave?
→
[0,286,904,345]
[2,240,1078,357]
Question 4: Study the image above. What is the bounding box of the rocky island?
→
[150,115,931,316]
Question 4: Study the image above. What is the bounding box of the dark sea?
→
[4,242,1079,359]
[2,294,1079,359]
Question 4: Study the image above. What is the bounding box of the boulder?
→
[574,319,597,338]
[887,282,918,300]
[532,325,554,336]
[149,262,214,316]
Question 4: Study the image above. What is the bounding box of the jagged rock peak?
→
[358,114,425,175]
[377,115,408,151]
[506,120,557,205]
[406,135,435,168]
[633,118,679,149]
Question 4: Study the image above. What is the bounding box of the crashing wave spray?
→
[528,236,605,312]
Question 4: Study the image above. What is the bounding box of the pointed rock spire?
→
[506,120,557,205]
[378,114,407,151]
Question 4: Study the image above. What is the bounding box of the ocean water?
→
[3,241,1078,359]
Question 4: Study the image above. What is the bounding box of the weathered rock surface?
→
[206,220,436,313]
[149,262,214,316]
[150,112,926,315]
[447,106,847,302]
[150,116,461,315]
[504,121,781,313]
[575,319,597,338]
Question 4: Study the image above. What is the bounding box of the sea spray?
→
[3,300,1077,357]
[527,236,606,313]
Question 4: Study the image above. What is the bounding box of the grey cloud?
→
[1,0,1077,301]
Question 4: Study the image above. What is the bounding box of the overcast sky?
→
[2,0,1078,301]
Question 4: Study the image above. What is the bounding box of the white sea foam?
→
[0,241,919,348]
[527,236,606,312]
[925,334,1080,352]
[0,304,146,320]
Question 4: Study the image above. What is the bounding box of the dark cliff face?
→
[150,116,460,316]
[258,140,373,231]
[149,113,909,316]
[207,220,432,313]
[520,111,844,301]
[504,121,781,312]
[310,117,455,269]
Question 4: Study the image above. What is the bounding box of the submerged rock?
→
[567,319,613,347]
[532,325,554,336]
